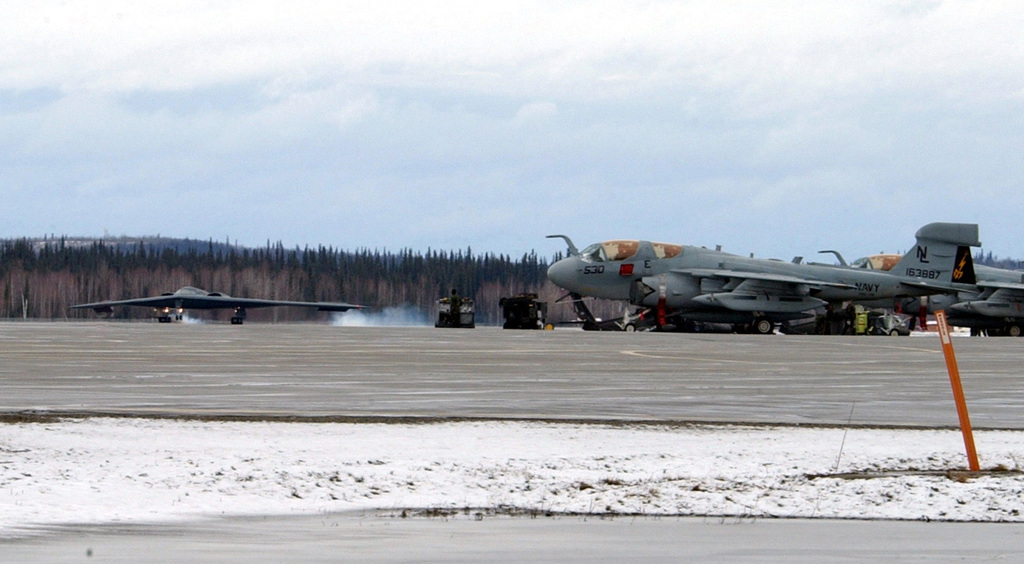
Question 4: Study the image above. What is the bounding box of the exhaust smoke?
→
[332,306,431,327]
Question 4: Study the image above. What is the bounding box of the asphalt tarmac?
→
[2,321,1023,561]
[1,321,1021,428]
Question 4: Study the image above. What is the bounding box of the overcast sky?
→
[3,1,1023,261]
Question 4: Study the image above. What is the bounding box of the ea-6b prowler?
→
[546,222,979,334]
[891,263,1024,336]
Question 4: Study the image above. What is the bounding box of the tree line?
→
[974,251,1024,271]
[0,237,585,325]
[13,236,1001,325]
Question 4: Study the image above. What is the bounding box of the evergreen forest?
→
[0,237,581,325]
[4,236,1018,326]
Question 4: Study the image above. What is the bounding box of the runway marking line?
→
[822,341,939,354]
[621,350,765,364]
[621,342,939,363]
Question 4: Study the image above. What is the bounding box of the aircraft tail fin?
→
[892,222,979,285]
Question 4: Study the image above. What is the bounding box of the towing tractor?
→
[436,293,475,328]
[499,293,550,329]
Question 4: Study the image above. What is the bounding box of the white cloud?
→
[2,1,1024,257]
[514,101,558,125]
[1,2,1009,99]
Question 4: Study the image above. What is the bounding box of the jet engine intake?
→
[632,273,700,308]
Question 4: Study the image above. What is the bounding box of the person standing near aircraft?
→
[449,289,462,328]
[843,303,857,335]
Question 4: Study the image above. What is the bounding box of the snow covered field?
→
[3,418,1023,538]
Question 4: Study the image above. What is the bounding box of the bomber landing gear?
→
[156,306,183,323]
[231,307,247,325]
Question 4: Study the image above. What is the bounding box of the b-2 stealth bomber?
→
[71,286,361,324]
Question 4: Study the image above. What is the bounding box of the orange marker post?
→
[934,310,980,471]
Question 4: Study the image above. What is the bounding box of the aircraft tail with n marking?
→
[893,222,979,287]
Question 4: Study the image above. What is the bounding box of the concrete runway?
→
[3,321,1023,561]
[1,321,1022,428]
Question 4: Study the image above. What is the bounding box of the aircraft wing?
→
[210,297,362,312]
[676,268,856,290]
[975,280,1024,292]
[71,296,192,313]
[897,279,972,294]
[675,268,836,313]
[71,295,361,313]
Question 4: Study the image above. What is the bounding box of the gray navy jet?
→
[71,286,361,324]
[900,264,1024,336]
[841,247,1024,336]
[546,222,979,333]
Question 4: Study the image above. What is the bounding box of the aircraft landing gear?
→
[751,316,774,335]
[231,307,247,325]
[155,306,182,323]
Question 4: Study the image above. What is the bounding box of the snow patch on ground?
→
[2,419,1023,537]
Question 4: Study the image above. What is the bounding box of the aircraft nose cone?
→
[547,258,578,289]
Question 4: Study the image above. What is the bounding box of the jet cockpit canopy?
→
[580,240,682,262]
[175,286,211,296]
[850,254,902,271]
